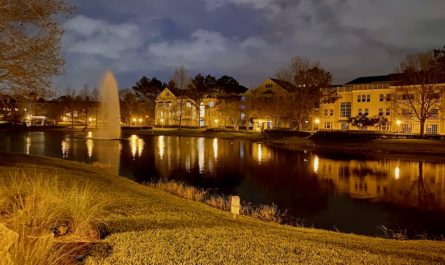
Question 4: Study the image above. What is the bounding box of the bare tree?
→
[0,0,72,97]
[171,67,191,129]
[394,50,445,137]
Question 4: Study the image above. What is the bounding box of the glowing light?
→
[395,166,400,180]
[87,131,93,138]
[132,118,137,122]
[314,118,320,124]
[198,137,205,173]
[257,143,263,164]
[213,138,218,160]
[26,136,31,155]
[129,135,145,159]
[396,120,401,126]
[215,119,219,123]
[86,139,94,159]
[138,118,143,123]
[61,139,70,158]
[313,155,319,173]
[158,135,165,160]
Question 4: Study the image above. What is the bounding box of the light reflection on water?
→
[2,131,445,236]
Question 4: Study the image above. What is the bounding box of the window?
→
[358,108,362,115]
[431,109,439,119]
[166,92,170,96]
[357,95,361,102]
[427,124,438,135]
[402,124,412,133]
[186,102,191,108]
[265,84,273,88]
[340,102,351,118]
[324,109,329,116]
[402,94,414,100]
[402,108,412,116]
[364,108,369,116]
[386,94,391,101]
[366,95,371,102]
[378,108,383,116]
[329,109,334,116]
[159,102,164,107]
[324,122,332,129]
[209,101,214,107]
[379,94,384,102]
[386,108,391,116]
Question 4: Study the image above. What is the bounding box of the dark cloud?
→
[55,0,445,90]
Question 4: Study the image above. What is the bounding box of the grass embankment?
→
[1,153,445,264]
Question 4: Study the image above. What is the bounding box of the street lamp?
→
[132,118,137,126]
[396,120,401,133]
[160,118,164,128]
[215,119,219,128]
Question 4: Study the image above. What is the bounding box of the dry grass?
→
[150,180,282,223]
[0,169,107,264]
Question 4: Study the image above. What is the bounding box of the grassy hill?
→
[0,153,444,264]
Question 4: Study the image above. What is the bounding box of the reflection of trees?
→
[413,162,436,211]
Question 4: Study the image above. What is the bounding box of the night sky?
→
[54,0,445,90]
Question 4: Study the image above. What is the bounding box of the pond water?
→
[1,130,445,237]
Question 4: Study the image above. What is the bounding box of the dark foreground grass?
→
[1,153,444,264]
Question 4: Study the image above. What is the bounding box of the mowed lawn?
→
[1,153,444,265]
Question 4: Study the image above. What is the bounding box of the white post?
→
[231,196,240,220]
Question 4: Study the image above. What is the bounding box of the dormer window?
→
[265,84,273,89]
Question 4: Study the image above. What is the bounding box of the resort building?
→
[154,86,247,128]
[318,74,445,135]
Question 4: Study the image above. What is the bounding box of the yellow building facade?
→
[319,75,445,134]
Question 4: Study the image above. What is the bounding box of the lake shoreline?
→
[3,126,445,158]
[1,152,444,264]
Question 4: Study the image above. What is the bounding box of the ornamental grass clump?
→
[149,180,283,223]
[0,169,108,264]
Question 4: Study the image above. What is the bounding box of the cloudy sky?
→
[55,0,445,90]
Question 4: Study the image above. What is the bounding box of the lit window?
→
[427,124,438,134]
[209,101,214,107]
[186,102,191,108]
[324,122,332,129]
[340,102,351,118]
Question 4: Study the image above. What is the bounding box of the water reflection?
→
[198,137,204,173]
[61,137,70,158]
[25,136,31,155]
[2,131,445,236]
[213,138,218,160]
[129,135,144,159]
[158,135,165,160]
[314,156,445,211]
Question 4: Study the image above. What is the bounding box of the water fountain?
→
[96,71,121,139]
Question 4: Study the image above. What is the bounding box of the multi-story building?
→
[318,74,445,134]
[154,87,246,128]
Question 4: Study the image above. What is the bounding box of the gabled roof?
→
[346,74,403,85]
[269,78,296,92]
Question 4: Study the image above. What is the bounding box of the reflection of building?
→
[319,74,445,134]
[313,155,445,211]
